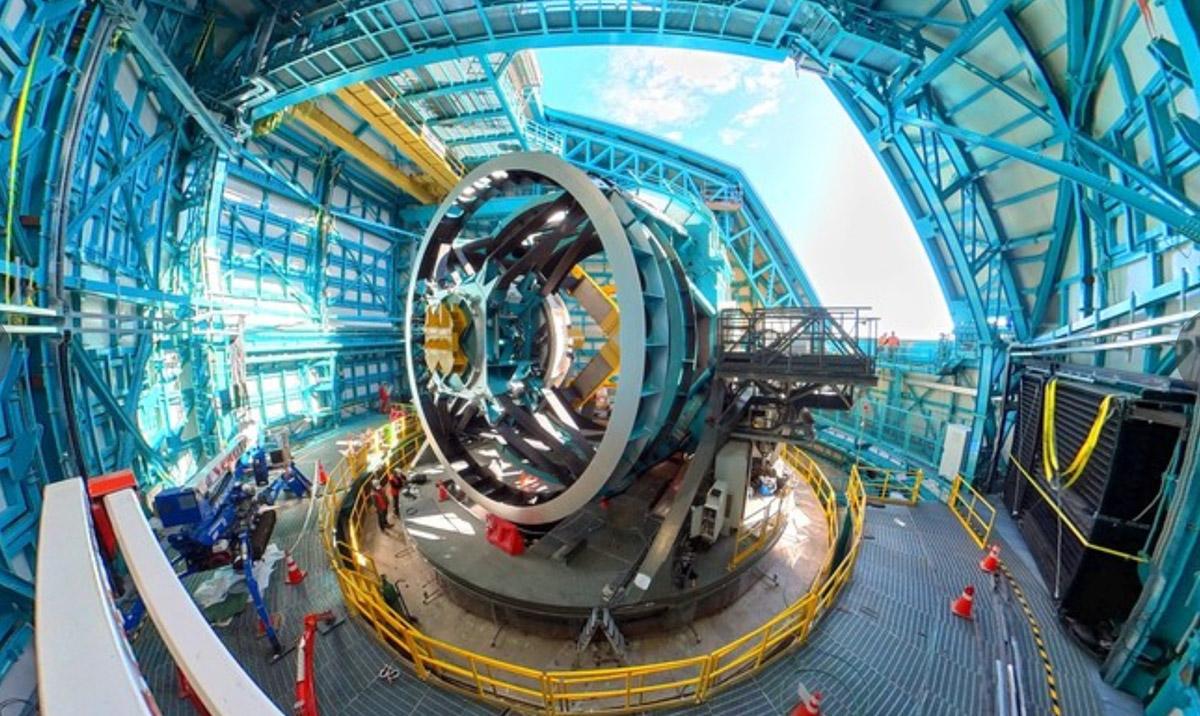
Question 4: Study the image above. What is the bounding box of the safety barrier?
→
[728,485,789,571]
[319,416,866,714]
[947,473,996,548]
[852,463,924,505]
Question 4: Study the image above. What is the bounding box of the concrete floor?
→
[129,421,1143,715]
[361,465,831,670]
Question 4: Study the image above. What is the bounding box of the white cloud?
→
[718,128,744,146]
[663,130,683,141]
[743,62,789,93]
[593,48,790,130]
[732,98,780,128]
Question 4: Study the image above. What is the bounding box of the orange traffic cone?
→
[285,552,307,586]
[979,544,1001,573]
[316,461,329,487]
[951,585,975,620]
[437,481,450,502]
[790,688,823,716]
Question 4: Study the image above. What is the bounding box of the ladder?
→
[576,607,627,663]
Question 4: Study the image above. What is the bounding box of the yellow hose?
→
[1041,378,1114,491]
[6,29,45,302]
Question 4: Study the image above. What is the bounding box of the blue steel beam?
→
[1165,0,1200,84]
[894,0,1017,103]
[104,0,239,156]
[543,108,819,308]
[226,1,914,119]
[401,78,494,102]
[478,54,529,151]
[896,114,1200,241]
[426,108,506,126]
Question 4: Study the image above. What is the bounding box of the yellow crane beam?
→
[290,103,439,204]
[336,84,462,198]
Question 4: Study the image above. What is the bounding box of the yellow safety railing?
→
[852,464,924,506]
[947,473,996,548]
[319,419,867,715]
[1007,458,1148,563]
[728,485,788,571]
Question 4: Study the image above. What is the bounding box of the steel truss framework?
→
[543,108,819,310]
[207,0,1200,483]
[0,0,1193,709]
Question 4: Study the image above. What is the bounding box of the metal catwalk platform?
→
[132,426,1138,715]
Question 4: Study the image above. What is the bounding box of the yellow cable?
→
[1010,456,1146,563]
[1041,378,1114,491]
[6,29,44,302]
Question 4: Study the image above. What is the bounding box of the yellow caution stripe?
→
[1000,562,1063,716]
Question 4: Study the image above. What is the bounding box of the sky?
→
[535,47,953,339]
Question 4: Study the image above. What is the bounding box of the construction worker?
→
[371,481,391,532]
[388,468,407,517]
[378,383,391,414]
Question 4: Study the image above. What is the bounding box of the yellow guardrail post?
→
[315,412,869,714]
[947,473,996,548]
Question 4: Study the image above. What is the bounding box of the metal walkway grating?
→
[130,428,1131,715]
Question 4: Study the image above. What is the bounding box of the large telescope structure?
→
[406,153,725,525]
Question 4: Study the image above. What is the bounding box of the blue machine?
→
[261,461,312,506]
[153,465,284,656]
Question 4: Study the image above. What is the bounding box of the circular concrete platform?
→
[361,460,830,669]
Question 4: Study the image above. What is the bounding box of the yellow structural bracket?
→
[567,265,621,408]
[423,301,470,377]
[290,102,439,204]
[336,84,462,198]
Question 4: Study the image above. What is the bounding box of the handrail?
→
[320,415,867,714]
[1008,458,1147,563]
[37,479,158,715]
[853,463,924,505]
[947,473,996,549]
[728,485,788,571]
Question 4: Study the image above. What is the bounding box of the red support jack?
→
[86,469,137,562]
[293,611,336,716]
[485,514,524,556]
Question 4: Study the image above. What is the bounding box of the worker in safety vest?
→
[371,481,391,531]
[388,469,407,517]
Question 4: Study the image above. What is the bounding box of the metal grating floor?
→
[131,428,1139,715]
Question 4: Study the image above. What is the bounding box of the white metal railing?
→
[36,475,283,715]
[104,488,283,715]
[36,479,156,714]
